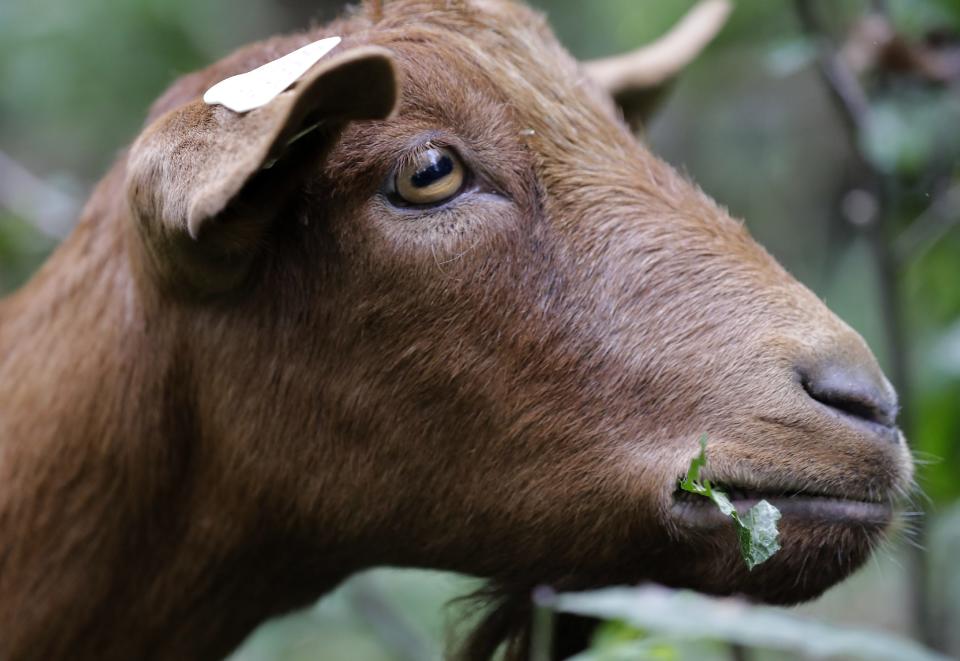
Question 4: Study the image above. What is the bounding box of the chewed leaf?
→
[738,500,782,570]
[679,437,781,570]
[708,487,738,518]
[682,435,709,490]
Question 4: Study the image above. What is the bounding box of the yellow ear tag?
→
[203,36,342,113]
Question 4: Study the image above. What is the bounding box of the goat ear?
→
[127,45,398,294]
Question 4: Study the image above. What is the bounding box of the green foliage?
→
[544,585,951,661]
[0,0,290,177]
[679,437,781,570]
[862,92,960,177]
[584,619,688,661]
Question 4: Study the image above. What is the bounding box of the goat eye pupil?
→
[411,154,454,188]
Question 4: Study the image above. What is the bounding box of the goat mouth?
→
[670,483,892,527]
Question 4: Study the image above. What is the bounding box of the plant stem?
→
[530,588,557,661]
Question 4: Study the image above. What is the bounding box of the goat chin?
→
[458,509,888,659]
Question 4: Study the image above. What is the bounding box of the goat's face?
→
[128,0,913,617]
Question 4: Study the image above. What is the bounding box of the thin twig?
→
[530,587,556,661]
[894,183,960,265]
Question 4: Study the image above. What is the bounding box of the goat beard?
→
[453,583,535,661]
[452,577,611,661]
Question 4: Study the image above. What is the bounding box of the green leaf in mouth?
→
[679,436,782,570]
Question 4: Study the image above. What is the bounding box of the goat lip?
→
[670,488,893,526]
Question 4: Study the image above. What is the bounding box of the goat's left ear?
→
[127,45,398,294]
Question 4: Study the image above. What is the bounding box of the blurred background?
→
[2,0,959,659]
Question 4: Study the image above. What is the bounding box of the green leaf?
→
[737,500,782,570]
[708,488,738,519]
[678,437,781,570]
[591,619,644,648]
[680,435,708,494]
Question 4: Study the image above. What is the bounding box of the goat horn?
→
[584,0,733,95]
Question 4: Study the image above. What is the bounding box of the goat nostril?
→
[799,362,899,432]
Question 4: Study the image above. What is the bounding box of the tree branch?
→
[895,183,960,265]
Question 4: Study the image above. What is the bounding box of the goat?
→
[0,1,914,659]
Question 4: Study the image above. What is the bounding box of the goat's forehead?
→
[357,2,699,222]
[364,1,635,163]
[372,0,604,114]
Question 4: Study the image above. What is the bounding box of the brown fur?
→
[0,1,913,659]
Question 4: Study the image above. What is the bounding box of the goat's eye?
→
[394,147,466,206]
